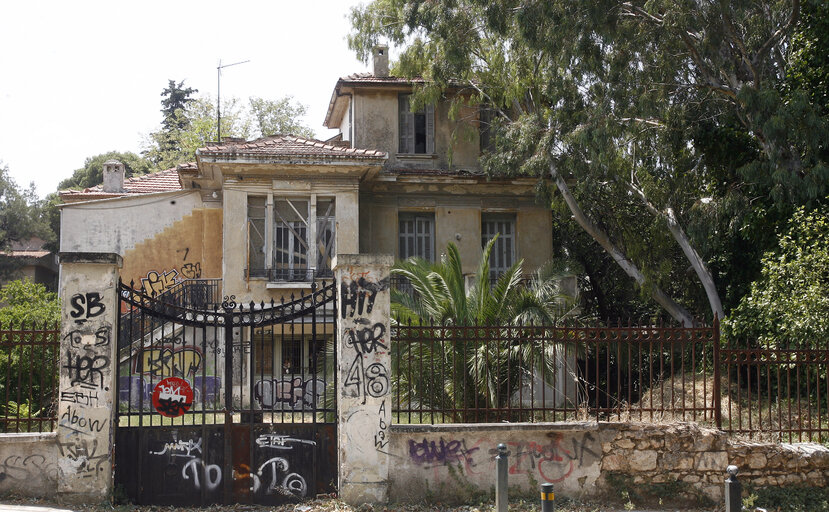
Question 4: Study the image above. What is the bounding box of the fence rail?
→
[390,318,829,442]
[391,319,718,425]
[721,339,829,442]
[0,322,60,433]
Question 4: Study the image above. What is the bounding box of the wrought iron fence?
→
[391,318,719,425]
[721,337,829,442]
[0,321,60,433]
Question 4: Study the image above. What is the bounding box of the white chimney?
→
[373,45,389,77]
[102,159,125,193]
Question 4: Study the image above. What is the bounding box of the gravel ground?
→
[0,496,720,512]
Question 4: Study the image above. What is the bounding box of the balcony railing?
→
[246,267,333,282]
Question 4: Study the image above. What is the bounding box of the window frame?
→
[398,94,435,155]
[246,194,336,282]
[398,212,436,262]
[481,213,517,281]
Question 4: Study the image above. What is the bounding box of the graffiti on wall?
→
[340,275,390,406]
[134,346,203,378]
[406,432,600,484]
[254,378,326,410]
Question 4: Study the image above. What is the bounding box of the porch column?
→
[333,254,393,504]
[56,252,122,502]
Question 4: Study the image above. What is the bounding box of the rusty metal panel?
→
[116,426,225,505]
[247,424,337,505]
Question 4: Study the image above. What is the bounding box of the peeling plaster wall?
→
[120,208,222,291]
[389,423,601,502]
[60,191,203,257]
[361,193,552,275]
[352,89,480,171]
[0,433,59,497]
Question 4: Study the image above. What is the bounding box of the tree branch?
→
[549,161,696,326]
[626,181,724,319]
[752,0,800,70]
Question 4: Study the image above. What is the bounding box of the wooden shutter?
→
[399,95,414,153]
[425,104,435,154]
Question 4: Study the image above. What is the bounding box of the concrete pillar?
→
[333,254,393,504]
[56,252,122,502]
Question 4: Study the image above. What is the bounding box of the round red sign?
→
[151,377,194,418]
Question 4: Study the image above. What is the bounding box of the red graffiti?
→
[505,434,574,483]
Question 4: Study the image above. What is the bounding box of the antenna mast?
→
[217,59,250,142]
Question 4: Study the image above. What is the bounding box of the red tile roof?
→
[337,72,427,85]
[59,168,183,200]
[198,134,387,159]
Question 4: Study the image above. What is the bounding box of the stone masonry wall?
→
[599,422,829,503]
[388,421,829,505]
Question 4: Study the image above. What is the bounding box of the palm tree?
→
[391,237,580,422]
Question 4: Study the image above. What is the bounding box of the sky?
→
[0,0,373,198]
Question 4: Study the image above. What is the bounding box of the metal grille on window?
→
[274,199,309,281]
[399,213,434,261]
[247,196,267,277]
[317,199,336,277]
[482,214,515,281]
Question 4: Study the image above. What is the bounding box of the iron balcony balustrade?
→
[245,267,333,282]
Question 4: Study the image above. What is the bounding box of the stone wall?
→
[388,421,829,505]
[0,433,59,497]
[600,422,829,503]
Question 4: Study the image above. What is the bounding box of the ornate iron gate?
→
[114,279,337,505]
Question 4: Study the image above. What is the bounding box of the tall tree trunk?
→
[550,163,696,326]
[626,182,725,320]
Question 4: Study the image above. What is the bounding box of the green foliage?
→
[349,0,829,323]
[57,151,153,191]
[391,238,580,421]
[0,164,53,278]
[725,201,829,347]
[0,279,60,433]
[143,91,315,170]
[0,279,60,326]
[160,79,198,135]
[748,485,829,512]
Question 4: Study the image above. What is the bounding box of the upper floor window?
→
[482,213,516,281]
[247,195,336,281]
[399,94,435,154]
[399,212,435,262]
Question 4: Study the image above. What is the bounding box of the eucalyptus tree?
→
[349,0,827,324]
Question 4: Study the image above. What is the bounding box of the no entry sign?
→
[152,377,193,418]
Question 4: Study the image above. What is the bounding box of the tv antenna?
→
[217,59,250,141]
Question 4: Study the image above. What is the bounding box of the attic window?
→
[398,94,434,154]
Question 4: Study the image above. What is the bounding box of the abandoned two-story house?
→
[59,47,555,414]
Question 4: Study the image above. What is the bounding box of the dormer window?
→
[398,94,435,154]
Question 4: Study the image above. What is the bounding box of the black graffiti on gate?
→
[63,350,109,390]
[344,320,387,354]
[69,292,106,324]
[156,397,193,417]
[340,277,389,319]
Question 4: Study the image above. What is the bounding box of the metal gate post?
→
[333,254,394,505]
[56,252,123,503]
[223,299,235,504]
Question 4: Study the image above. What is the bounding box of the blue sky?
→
[0,0,372,197]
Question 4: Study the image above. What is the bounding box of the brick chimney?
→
[102,159,125,193]
[373,45,389,77]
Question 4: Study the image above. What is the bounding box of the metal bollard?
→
[540,483,555,512]
[724,465,741,512]
[495,443,508,512]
